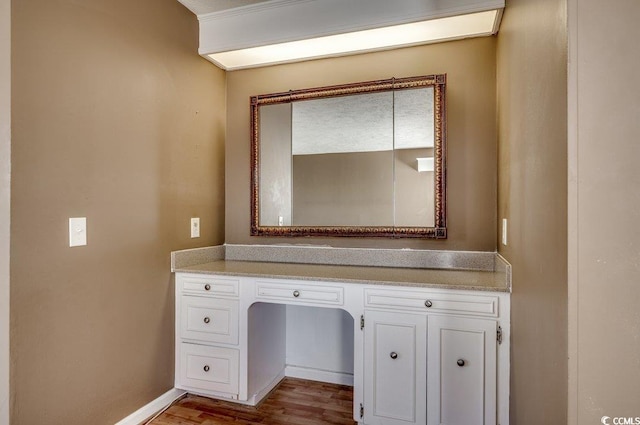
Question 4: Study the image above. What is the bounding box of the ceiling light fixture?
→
[206,10,501,70]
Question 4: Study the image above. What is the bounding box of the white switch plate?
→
[501,218,508,246]
[69,217,87,247]
[191,217,200,238]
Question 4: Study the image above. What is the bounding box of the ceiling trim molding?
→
[197,0,313,21]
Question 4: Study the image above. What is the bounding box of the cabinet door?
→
[427,316,497,425]
[364,310,427,425]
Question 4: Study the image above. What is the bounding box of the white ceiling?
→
[177,0,271,16]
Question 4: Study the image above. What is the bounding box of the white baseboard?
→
[114,388,187,425]
[285,365,354,386]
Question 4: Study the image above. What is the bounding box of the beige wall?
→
[10,0,225,423]
[226,38,497,250]
[496,0,568,424]
[1,0,10,422]
[568,0,640,423]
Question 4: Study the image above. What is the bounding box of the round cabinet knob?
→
[203,317,210,324]
[425,300,433,308]
[457,359,466,367]
[293,290,300,298]
[390,352,398,360]
[204,284,211,291]
[203,365,210,372]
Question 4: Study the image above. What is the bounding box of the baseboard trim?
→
[285,365,354,386]
[114,388,187,425]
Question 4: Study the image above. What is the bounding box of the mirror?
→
[250,75,447,238]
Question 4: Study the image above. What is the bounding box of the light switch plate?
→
[191,217,200,238]
[69,217,87,247]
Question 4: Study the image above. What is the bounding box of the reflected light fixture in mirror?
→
[208,10,501,70]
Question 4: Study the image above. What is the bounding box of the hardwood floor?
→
[148,378,358,425]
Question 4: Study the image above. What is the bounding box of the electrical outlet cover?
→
[191,217,200,238]
[501,218,508,246]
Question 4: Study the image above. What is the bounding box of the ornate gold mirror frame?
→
[250,74,447,238]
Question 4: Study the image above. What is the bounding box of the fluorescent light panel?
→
[208,10,499,70]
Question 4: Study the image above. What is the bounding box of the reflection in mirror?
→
[258,103,292,227]
[291,92,394,227]
[251,75,446,238]
[394,87,435,228]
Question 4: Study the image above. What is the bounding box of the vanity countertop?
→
[174,259,510,292]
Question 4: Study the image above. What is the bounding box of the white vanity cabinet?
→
[175,274,241,399]
[174,270,510,425]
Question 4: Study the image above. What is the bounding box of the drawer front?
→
[365,288,499,317]
[179,343,239,395]
[255,280,344,306]
[178,274,239,298]
[180,296,238,345]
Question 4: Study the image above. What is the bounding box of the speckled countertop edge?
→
[495,254,511,288]
[171,245,225,271]
[224,244,497,271]
[171,245,511,293]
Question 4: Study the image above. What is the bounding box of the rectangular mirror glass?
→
[251,75,447,238]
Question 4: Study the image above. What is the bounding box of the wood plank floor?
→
[148,378,358,425]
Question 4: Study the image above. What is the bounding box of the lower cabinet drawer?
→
[179,343,239,395]
[180,296,239,345]
[178,273,240,298]
[364,287,499,317]
[255,280,344,306]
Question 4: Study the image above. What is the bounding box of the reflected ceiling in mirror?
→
[250,75,447,238]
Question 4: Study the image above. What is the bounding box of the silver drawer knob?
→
[203,365,210,372]
[293,290,300,298]
[390,352,398,360]
[203,317,210,324]
[457,359,466,367]
[425,300,433,308]
[204,284,211,291]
